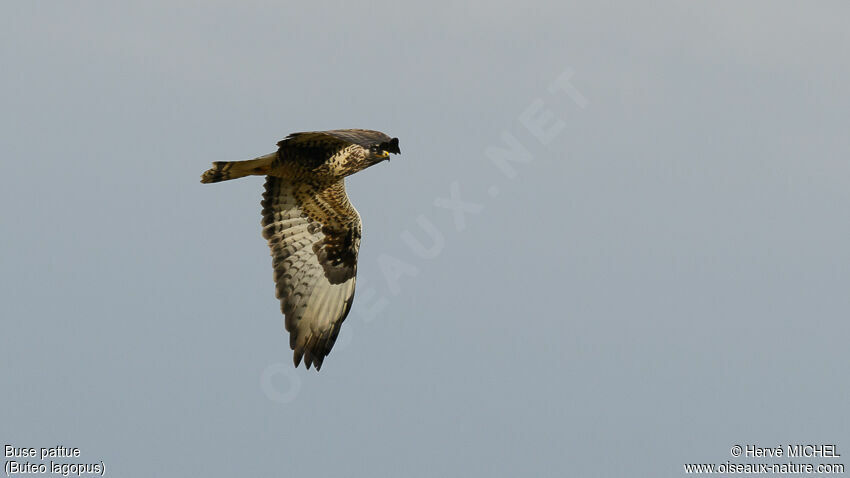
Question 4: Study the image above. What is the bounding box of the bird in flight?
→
[201,129,401,370]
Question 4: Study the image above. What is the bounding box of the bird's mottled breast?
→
[325,145,369,177]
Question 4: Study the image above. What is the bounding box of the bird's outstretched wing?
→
[275,130,399,168]
[279,129,393,149]
[261,176,361,370]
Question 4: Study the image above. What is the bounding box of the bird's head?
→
[367,137,401,164]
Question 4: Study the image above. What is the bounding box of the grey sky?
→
[2,2,848,477]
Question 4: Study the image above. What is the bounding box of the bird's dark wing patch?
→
[319,129,393,148]
[276,132,352,169]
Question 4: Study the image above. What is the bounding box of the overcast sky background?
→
[2,2,848,477]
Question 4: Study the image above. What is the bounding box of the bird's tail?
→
[200,152,276,183]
